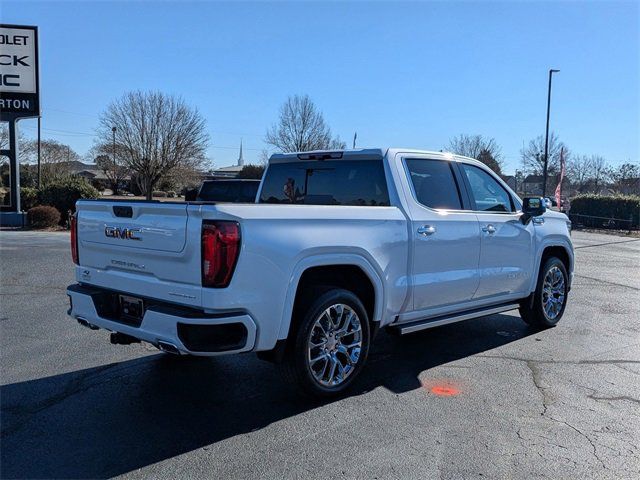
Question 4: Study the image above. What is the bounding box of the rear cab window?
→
[198,181,259,202]
[404,158,463,210]
[259,160,390,206]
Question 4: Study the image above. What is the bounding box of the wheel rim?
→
[307,303,363,388]
[542,266,566,320]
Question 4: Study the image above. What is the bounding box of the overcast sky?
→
[3,1,639,172]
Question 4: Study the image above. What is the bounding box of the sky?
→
[2,0,639,173]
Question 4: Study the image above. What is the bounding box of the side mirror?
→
[184,188,198,202]
[522,197,546,224]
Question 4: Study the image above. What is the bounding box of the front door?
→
[459,163,535,300]
[403,157,481,312]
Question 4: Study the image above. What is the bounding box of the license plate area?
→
[119,295,144,323]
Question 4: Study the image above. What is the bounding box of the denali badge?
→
[105,225,142,240]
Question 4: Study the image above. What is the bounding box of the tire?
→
[282,288,370,397]
[520,256,569,328]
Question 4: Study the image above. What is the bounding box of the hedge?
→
[570,194,640,227]
[28,206,61,229]
[38,177,99,225]
[20,187,39,211]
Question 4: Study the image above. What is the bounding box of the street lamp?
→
[542,68,560,197]
[112,127,117,193]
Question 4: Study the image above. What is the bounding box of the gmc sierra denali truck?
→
[67,148,574,396]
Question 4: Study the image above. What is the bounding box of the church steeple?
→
[238,139,244,166]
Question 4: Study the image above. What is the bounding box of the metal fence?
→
[568,213,637,232]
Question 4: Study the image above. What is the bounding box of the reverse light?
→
[70,214,79,264]
[201,221,241,288]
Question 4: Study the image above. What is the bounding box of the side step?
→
[389,302,520,335]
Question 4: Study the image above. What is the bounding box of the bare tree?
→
[588,155,610,192]
[258,148,272,165]
[567,155,592,193]
[97,91,209,200]
[265,95,346,153]
[22,139,80,185]
[88,143,130,194]
[0,123,34,163]
[520,132,568,176]
[520,132,570,195]
[446,134,503,174]
[610,162,639,194]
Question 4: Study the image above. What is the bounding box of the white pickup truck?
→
[67,148,574,396]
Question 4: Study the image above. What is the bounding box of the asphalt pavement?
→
[1,230,638,479]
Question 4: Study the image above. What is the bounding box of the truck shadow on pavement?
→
[1,313,537,479]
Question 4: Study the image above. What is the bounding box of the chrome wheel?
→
[542,266,566,320]
[307,303,363,387]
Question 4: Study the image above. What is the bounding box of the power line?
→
[42,107,264,138]
[21,125,94,137]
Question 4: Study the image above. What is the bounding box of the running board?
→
[389,302,520,335]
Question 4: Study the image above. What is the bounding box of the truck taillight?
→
[201,221,241,288]
[70,214,79,265]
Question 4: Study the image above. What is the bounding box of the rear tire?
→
[520,256,568,328]
[282,288,370,397]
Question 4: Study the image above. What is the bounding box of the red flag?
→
[555,147,565,209]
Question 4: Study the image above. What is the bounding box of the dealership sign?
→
[0,24,39,120]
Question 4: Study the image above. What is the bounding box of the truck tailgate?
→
[75,201,202,306]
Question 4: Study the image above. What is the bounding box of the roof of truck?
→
[269,148,477,164]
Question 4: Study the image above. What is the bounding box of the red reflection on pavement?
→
[422,379,462,396]
[430,385,460,396]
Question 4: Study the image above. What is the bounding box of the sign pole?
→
[8,119,20,212]
[37,115,41,189]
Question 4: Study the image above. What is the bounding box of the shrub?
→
[166,190,176,198]
[28,206,61,229]
[39,177,99,225]
[20,187,40,211]
[570,194,640,227]
[152,191,168,198]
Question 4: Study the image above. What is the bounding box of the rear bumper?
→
[66,284,257,356]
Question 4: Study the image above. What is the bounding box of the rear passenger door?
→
[402,157,481,313]
[458,163,535,300]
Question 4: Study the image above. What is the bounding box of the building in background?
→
[212,140,245,178]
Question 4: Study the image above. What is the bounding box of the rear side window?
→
[461,164,514,213]
[405,159,462,210]
[259,160,390,206]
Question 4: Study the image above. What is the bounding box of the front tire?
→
[520,256,569,328]
[283,288,370,397]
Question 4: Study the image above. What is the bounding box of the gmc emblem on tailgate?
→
[105,226,142,241]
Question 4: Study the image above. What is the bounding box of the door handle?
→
[482,224,496,234]
[417,225,436,236]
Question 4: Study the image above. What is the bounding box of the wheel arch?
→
[531,241,574,293]
[278,254,385,344]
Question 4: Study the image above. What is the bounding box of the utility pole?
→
[112,126,117,194]
[542,68,560,197]
[37,116,41,189]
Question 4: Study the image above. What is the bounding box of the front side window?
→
[259,160,389,206]
[462,164,514,212]
[405,158,462,210]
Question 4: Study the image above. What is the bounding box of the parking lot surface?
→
[1,230,639,479]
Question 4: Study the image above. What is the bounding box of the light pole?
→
[112,126,117,193]
[542,68,560,197]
